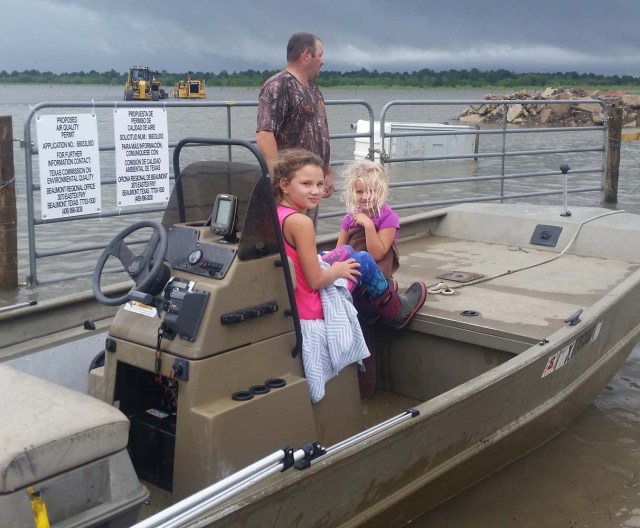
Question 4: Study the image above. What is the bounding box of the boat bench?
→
[0,364,129,492]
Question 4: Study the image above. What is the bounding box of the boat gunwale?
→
[184,257,640,526]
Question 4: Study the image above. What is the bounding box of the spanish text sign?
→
[36,114,102,220]
[113,108,170,206]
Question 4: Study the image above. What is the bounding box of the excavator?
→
[124,66,168,101]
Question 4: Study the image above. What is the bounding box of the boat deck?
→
[396,235,640,346]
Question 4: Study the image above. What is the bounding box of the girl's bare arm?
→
[354,212,396,261]
[286,214,360,289]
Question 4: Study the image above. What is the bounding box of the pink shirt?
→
[277,206,323,320]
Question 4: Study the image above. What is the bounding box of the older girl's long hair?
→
[272,148,324,201]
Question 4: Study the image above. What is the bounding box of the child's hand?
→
[332,258,361,283]
[354,212,374,228]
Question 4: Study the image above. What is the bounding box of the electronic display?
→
[215,199,231,224]
[210,194,238,239]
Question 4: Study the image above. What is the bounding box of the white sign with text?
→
[113,108,170,207]
[36,114,101,220]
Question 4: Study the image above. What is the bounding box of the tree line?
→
[1,68,639,89]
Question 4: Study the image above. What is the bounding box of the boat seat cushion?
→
[0,364,129,493]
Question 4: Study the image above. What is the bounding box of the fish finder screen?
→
[216,198,231,224]
[211,194,238,238]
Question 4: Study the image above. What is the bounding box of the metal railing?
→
[20,97,607,285]
[21,99,374,285]
[131,409,418,528]
[316,98,607,221]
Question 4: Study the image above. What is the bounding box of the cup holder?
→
[232,379,287,401]
[231,390,253,401]
[265,378,286,389]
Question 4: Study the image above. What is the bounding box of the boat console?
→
[91,141,364,499]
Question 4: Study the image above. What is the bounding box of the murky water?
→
[2,85,640,526]
[413,344,640,528]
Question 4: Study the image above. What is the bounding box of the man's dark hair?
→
[287,32,321,62]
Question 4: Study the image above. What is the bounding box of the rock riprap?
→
[459,87,639,127]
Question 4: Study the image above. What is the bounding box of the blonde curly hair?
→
[342,160,389,217]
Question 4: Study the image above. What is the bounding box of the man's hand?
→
[323,167,336,198]
[256,131,278,178]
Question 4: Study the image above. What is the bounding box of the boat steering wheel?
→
[93,220,169,306]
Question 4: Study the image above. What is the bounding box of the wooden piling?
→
[473,124,480,161]
[604,104,622,205]
[0,116,18,290]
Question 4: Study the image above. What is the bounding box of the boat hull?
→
[4,161,640,527]
[178,205,640,527]
[193,337,638,527]
[353,119,478,160]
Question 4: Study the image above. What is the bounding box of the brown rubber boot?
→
[370,281,427,330]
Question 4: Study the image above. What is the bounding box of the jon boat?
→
[352,119,478,160]
[2,138,640,527]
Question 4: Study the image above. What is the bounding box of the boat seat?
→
[0,364,129,493]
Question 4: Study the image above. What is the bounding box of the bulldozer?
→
[124,66,167,101]
[172,71,207,99]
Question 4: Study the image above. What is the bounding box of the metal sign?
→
[113,108,170,207]
[36,113,102,219]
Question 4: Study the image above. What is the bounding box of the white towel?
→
[299,260,370,403]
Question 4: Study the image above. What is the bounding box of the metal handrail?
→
[21,99,374,285]
[132,409,418,528]
[20,98,606,286]
[131,447,306,528]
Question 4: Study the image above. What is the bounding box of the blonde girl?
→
[337,160,399,278]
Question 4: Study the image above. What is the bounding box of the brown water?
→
[2,85,640,526]
[412,344,640,528]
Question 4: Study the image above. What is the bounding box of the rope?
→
[426,282,455,295]
[0,176,16,190]
[365,148,389,161]
[428,209,625,295]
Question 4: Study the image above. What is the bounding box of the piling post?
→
[473,124,480,161]
[604,104,623,205]
[0,116,18,290]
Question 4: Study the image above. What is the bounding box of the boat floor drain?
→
[461,310,480,317]
[437,271,484,283]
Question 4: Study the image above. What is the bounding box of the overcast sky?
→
[4,0,639,77]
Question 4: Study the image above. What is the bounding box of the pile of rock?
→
[459,87,640,127]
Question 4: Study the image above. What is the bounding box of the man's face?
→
[307,40,324,80]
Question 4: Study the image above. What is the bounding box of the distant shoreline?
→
[1,82,638,94]
[2,67,639,91]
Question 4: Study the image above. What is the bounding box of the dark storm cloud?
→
[3,0,639,76]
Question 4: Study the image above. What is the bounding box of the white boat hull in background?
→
[352,119,478,160]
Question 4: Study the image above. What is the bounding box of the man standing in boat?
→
[256,32,335,198]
